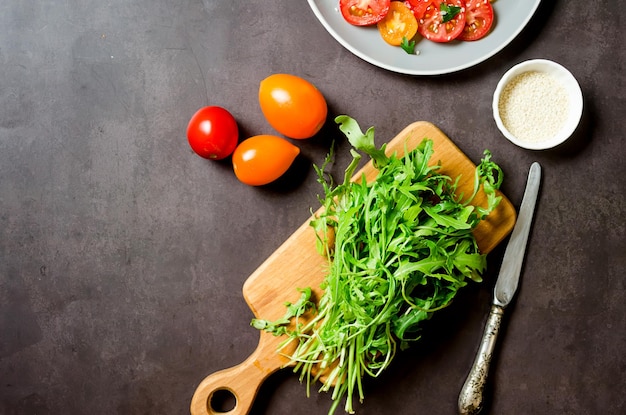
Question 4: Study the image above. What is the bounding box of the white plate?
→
[307,0,542,75]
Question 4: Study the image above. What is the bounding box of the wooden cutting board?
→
[190,121,517,415]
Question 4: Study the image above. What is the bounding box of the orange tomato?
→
[232,135,300,186]
[259,74,328,139]
[377,1,418,46]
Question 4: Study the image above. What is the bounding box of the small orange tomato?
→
[232,135,300,186]
[259,74,328,139]
[377,1,418,46]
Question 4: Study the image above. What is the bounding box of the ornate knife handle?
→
[458,304,504,415]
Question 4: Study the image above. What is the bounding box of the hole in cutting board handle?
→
[209,388,237,413]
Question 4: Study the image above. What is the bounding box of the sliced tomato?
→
[404,0,430,19]
[417,0,466,43]
[457,0,494,41]
[378,2,418,46]
[339,0,391,26]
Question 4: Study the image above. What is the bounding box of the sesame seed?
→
[498,71,570,144]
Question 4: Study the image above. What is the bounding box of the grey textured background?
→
[1,1,624,414]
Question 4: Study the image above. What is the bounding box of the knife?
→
[458,162,541,415]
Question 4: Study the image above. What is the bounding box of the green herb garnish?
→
[440,3,462,23]
[400,36,416,54]
[253,116,503,414]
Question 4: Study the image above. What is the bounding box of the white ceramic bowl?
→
[492,59,583,150]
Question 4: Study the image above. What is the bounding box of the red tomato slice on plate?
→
[404,0,430,19]
[417,0,466,43]
[339,0,391,26]
[457,0,494,41]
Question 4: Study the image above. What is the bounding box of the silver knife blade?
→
[494,161,541,307]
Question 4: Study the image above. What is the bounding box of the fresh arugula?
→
[253,116,503,414]
[440,2,462,23]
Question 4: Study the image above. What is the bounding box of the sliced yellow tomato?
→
[377,1,418,46]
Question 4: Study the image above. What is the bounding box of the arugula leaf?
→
[335,115,388,168]
[440,2,462,23]
[250,287,314,336]
[400,36,416,54]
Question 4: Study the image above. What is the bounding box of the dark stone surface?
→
[1,1,624,414]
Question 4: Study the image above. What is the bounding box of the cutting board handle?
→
[190,333,287,415]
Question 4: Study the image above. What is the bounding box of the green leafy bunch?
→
[252,116,503,414]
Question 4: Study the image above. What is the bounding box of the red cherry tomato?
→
[232,135,300,186]
[186,106,239,160]
[457,0,494,41]
[417,0,466,43]
[339,0,391,26]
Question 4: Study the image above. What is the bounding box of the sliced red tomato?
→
[378,2,418,46]
[417,0,466,43]
[404,0,430,19]
[457,0,494,41]
[339,0,391,26]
